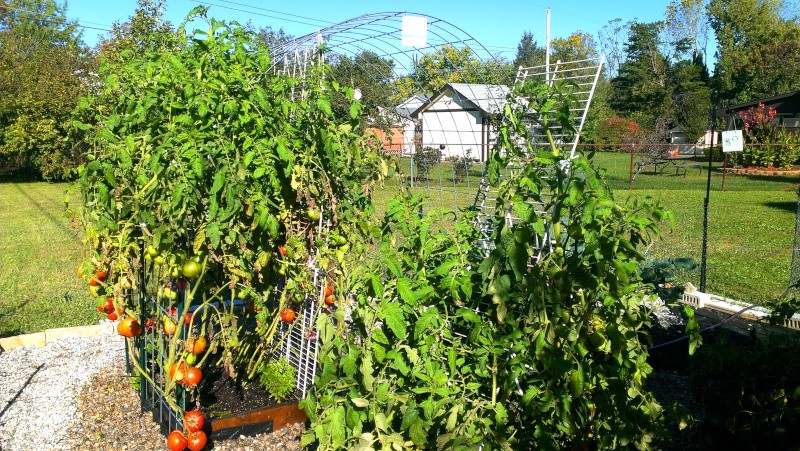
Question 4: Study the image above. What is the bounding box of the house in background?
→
[364,106,406,156]
[394,94,427,155]
[716,90,800,132]
[410,83,510,162]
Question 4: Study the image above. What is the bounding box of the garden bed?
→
[723,166,800,176]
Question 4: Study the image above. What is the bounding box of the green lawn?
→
[0,182,96,337]
[1,153,797,336]
[590,151,798,305]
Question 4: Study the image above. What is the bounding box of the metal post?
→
[700,126,715,292]
[629,144,634,191]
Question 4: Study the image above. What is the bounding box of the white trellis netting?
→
[267,11,603,396]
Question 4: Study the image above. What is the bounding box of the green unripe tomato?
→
[182,260,201,279]
[306,207,321,222]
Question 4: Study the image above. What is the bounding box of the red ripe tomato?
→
[183,366,202,387]
[278,245,287,257]
[117,316,143,338]
[106,311,118,321]
[166,430,187,451]
[183,410,205,433]
[169,362,187,382]
[280,308,296,323]
[186,430,207,451]
[89,270,108,286]
[184,312,193,326]
[103,298,115,314]
[324,295,335,305]
[324,285,333,297]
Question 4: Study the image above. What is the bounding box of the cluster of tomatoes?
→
[145,246,203,280]
[96,296,121,321]
[166,410,207,451]
[168,334,207,387]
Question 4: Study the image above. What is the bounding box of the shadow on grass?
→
[0,300,30,339]
[763,201,798,213]
[10,182,77,238]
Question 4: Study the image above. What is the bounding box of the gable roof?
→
[410,83,511,118]
[395,94,428,118]
[715,90,800,118]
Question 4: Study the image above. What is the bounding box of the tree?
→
[598,18,631,79]
[550,31,598,63]
[512,31,545,69]
[0,0,89,179]
[393,45,511,102]
[610,21,672,129]
[97,0,174,64]
[709,0,800,104]
[664,0,710,61]
[328,51,395,123]
[670,51,711,141]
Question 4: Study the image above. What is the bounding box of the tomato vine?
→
[74,7,385,414]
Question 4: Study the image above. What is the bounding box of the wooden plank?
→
[0,332,46,350]
[210,402,307,433]
[45,323,114,342]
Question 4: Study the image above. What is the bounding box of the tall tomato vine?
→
[476,79,670,449]
[73,8,385,389]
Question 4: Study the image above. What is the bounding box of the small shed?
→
[716,90,800,132]
[365,106,407,156]
[410,83,510,162]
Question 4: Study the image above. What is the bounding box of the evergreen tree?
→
[610,21,672,130]
[513,31,545,69]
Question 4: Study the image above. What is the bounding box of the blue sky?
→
[66,0,675,59]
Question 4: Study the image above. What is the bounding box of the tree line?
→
[2,0,799,179]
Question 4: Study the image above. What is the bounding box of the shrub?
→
[595,116,640,151]
[412,146,442,175]
[448,148,474,181]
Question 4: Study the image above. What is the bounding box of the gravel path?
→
[0,333,303,451]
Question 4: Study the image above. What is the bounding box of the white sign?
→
[722,130,744,152]
[401,15,427,47]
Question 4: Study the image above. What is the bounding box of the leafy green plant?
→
[475,78,670,449]
[301,78,671,449]
[73,7,385,413]
[412,146,442,176]
[259,358,297,402]
[448,149,474,181]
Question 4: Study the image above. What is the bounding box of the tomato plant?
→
[74,8,386,438]
[185,336,207,354]
[183,366,202,387]
[169,362,187,383]
[163,317,177,336]
[117,316,143,338]
[300,81,670,450]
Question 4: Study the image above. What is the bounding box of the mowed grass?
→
[1,152,797,336]
[0,182,96,337]
[589,151,798,305]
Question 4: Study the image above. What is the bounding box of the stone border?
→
[724,167,800,177]
[0,322,115,351]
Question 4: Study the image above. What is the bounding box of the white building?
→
[410,83,510,162]
[394,94,428,155]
